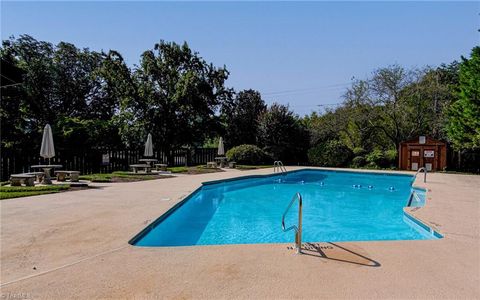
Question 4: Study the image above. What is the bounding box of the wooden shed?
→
[398,136,447,171]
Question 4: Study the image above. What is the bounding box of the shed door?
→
[423,149,435,171]
[410,149,420,171]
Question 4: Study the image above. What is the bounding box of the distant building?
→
[398,136,447,171]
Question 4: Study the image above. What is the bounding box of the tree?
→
[0,35,121,151]
[221,89,266,147]
[367,65,423,149]
[97,50,144,148]
[307,140,351,167]
[446,47,480,151]
[113,41,231,164]
[0,58,26,149]
[257,103,309,163]
[399,64,459,141]
[304,64,462,169]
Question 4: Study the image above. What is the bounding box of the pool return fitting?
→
[282,192,303,254]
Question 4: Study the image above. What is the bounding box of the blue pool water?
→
[132,169,439,247]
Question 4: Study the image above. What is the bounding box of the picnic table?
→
[139,158,158,167]
[130,164,152,173]
[215,156,227,168]
[55,170,80,182]
[154,163,168,171]
[30,164,63,184]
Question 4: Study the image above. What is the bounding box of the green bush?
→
[226,144,271,164]
[384,149,397,163]
[351,156,366,168]
[352,147,367,156]
[308,140,352,167]
[365,149,397,168]
[365,149,384,167]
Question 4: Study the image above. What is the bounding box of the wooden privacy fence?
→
[1,147,218,181]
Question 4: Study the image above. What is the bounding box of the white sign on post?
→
[102,154,110,165]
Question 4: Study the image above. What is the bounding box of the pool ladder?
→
[407,190,422,206]
[414,167,427,183]
[273,161,287,174]
[282,192,303,254]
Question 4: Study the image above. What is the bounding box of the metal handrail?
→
[273,161,287,174]
[415,167,427,183]
[281,192,303,254]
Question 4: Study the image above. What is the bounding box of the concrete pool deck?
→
[1,167,479,299]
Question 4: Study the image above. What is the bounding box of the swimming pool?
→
[131,169,441,247]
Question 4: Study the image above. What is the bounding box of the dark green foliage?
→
[110,41,231,163]
[0,36,230,165]
[352,147,367,156]
[0,35,122,151]
[257,104,310,163]
[56,117,121,149]
[2,34,478,172]
[365,150,383,168]
[352,149,397,169]
[308,140,351,167]
[446,47,480,151]
[222,89,266,147]
[351,156,366,168]
[226,144,271,165]
[304,57,476,170]
[384,149,398,163]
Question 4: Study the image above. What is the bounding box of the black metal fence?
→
[1,147,218,181]
[447,149,480,174]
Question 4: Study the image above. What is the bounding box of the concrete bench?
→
[55,170,80,182]
[130,164,151,173]
[154,164,168,171]
[228,161,236,168]
[26,172,45,182]
[206,162,216,168]
[10,174,36,186]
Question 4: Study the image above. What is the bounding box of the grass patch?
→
[167,166,188,173]
[0,184,71,200]
[79,171,172,183]
[169,165,269,173]
[236,165,272,170]
[167,166,223,175]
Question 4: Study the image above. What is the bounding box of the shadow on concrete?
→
[300,242,381,267]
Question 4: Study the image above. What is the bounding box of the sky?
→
[2,1,479,116]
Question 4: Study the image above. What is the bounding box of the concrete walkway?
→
[1,167,479,299]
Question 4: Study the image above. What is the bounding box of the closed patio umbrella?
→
[144,133,153,157]
[40,124,55,164]
[217,137,225,156]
